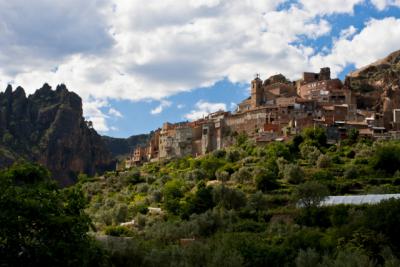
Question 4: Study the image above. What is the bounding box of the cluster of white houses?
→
[126,67,400,168]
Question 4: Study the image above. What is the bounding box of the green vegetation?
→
[4,127,400,266]
[0,162,107,266]
[77,127,400,266]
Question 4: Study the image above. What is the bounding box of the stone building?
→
[126,65,400,167]
[297,68,344,103]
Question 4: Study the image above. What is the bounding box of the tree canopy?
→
[0,163,106,266]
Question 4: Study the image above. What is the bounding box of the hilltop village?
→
[126,63,400,167]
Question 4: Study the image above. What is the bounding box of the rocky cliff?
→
[345,50,400,113]
[0,84,114,185]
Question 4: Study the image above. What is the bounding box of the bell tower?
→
[251,74,263,108]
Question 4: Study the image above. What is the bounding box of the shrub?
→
[231,167,252,183]
[302,127,327,148]
[316,154,331,169]
[212,149,226,158]
[215,170,230,182]
[226,149,242,162]
[283,164,305,184]
[312,170,334,181]
[247,191,268,215]
[294,181,329,209]
[163,179,184,215]
[104,225,134,237]
[181,181,215,219]
[344,166,359,179]
[185,168,207,182]
[113,203,129,223]
[300,144,321,165]
[371,142,400,175]
[253,168,279,192]
[123,169,143,185]
[265,142,291,160]
[212,185,246,210]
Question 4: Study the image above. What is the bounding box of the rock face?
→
[345,50,400,112]
[0,84,114,185]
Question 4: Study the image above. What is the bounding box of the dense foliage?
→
[4,127,400,266]
[79,127,400,266]
[0,163,106,266]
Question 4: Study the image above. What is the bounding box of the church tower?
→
[251,74,263,108]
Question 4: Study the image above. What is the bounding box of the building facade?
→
[126,67,400,166]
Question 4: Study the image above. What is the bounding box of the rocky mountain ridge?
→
[345,49,400,112]
[0,83,114,185]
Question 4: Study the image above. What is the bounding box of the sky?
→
[0,0,399,137]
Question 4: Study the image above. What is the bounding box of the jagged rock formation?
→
[345,50,400,113]
[0,84,114,185]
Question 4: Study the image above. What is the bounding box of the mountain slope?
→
[345,49,400,111]
[101,134,150,159]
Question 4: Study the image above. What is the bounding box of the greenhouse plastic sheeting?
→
[320,194,400,206]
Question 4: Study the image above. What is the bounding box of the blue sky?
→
[0,0,399,137]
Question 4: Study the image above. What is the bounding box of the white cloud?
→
[184,100,226,120]
[177,104,185,109]
[0,0,328,104]
[299,0,364,15]
[310,17,400,75]
[0,0,397,133]
[82,99,111,132]
[371,0,400,10]
[0,0,113,76]
[263,7,331,41]
[108,108,123,118]
[150,100,172,115]
[340,25,358,39]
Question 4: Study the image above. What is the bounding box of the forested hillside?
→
[79,128,400,266]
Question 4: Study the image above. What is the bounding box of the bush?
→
[283,164,305,184]
[200,157,225,179]
[265,142,291,160]
[213,149,227,158]
[300,144,321,165]
[226,149,242,162]
[185,168,207,182]
[231,167,252,183]
[163,179,184,215]
[312,170,334,181]
[113,203,129,223]
[253,168,279,192]
[247,191,268,215]
[212,185,246,210]
[344,166,359,179]
[181,181,215,219]
[215,170,230,182]
[371,142,400,175]
[316,154,331,169]
[104,225,134,237]
[302,127,327,148]
[123,169,143,185]
[294,181,329,209]
[362,198,400,250]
